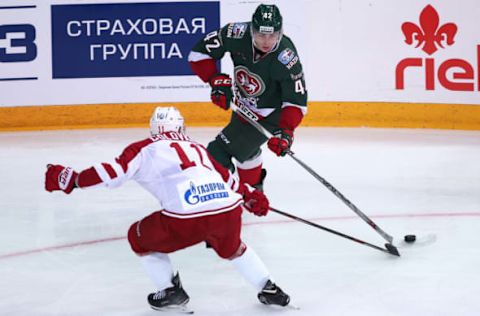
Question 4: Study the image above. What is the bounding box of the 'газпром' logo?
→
[395,5,479,91]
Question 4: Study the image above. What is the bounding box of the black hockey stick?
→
[269,206,400,257]
[230,102,394,244]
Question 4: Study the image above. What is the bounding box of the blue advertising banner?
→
[51,2,219,78]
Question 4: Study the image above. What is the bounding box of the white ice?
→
[1,127,479,316]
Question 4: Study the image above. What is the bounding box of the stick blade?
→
[385,243,401,257]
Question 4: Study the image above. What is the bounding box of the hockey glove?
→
[45,164,78,194]
[243,187,269,216]
[209,73,233,110]
[267,129,293,157]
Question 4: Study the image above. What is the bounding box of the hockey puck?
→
[404,235,416,243]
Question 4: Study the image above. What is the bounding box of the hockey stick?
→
[230,102,394,244]
[269,206,400,257]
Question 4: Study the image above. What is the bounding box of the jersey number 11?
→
[170,142,212,171]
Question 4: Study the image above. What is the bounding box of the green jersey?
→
[192,22,307,115]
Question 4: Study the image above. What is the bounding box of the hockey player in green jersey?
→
[188,4,307,189]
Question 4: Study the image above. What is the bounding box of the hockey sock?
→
[141,252,175,291]
[237,151,263,186]
[237,165,263,186]
[231,245,271,291]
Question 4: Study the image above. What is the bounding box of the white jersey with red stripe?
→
[78,132,243,218]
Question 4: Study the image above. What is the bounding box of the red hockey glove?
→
[209,73,233,110]
[45,164,78,194]
[243,187,269,216]
[267,129,293,157]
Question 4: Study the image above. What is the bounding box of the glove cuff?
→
[283,129,294,138]
[209,73,232,87]
[58,167,78,193]
[273,128,294,142]
[238,183,254,198]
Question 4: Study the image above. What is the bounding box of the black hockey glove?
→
[209,73,233,110]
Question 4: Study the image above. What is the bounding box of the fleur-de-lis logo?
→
[401,5,457,55]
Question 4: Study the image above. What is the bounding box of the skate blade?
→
[261,301,300,310]
[150,304,194,314]
[286,303,300,310]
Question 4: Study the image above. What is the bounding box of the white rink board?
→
[0,0,479,107]
[309,0,480,104]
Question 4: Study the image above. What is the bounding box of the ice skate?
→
[257,280,290,307]
[148,273,192,313]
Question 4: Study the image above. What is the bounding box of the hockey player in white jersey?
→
[44,107,290,312]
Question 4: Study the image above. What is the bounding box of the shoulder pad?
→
[225,22,249,39]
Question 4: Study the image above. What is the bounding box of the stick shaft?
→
[269,207,399,256]
[287,153,393,244]
[230,103,393,244]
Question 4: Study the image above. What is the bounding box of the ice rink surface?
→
[1,126,479,316]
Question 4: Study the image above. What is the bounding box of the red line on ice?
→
[1,211,479,260]
[0,236,125,260]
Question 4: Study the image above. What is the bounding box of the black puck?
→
[404,235,416,243]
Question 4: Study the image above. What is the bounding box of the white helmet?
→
[150,106,185,136]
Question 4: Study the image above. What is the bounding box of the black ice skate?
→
[147,273,191,313]
[257,280,290,307]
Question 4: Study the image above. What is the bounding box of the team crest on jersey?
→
[227,23,248,38]
[278,48,299,69]
[234,66,265,97]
